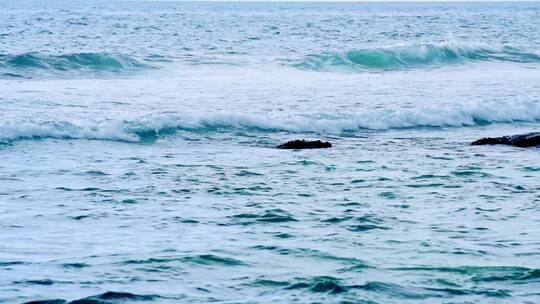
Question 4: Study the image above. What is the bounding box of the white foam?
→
[1,100,540,143]
[0,120,138,143]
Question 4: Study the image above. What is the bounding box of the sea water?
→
[0,1,539,303]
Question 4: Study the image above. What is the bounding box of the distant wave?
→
[0,52,153,78]
[294,43,540,71]
[2,101,540,144]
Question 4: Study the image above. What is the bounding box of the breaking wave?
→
[295,42,540,71]
[1,101,540,144]
[0,52,153,78]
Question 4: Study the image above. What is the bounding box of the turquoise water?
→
[1,1,540,303]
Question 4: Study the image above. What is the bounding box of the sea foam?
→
[1,100,539,144]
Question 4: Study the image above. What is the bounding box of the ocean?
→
[1,1,539,303]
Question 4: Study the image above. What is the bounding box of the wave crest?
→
[0,52,152,78]
[2,101,540,144]
[295,43,540,71]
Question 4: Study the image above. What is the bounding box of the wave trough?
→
[295,43,540,71]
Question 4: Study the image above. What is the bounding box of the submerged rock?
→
[471,132,540,148]
[277,140,332,149]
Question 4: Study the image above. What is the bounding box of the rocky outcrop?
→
[471,132,540,147]
[277,140,332,149]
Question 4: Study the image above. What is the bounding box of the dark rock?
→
[277,140,332,149]
[471,132,540,148]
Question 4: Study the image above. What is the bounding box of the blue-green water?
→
[0,1,539,303]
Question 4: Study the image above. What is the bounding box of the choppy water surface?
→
[1,1,539,303]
